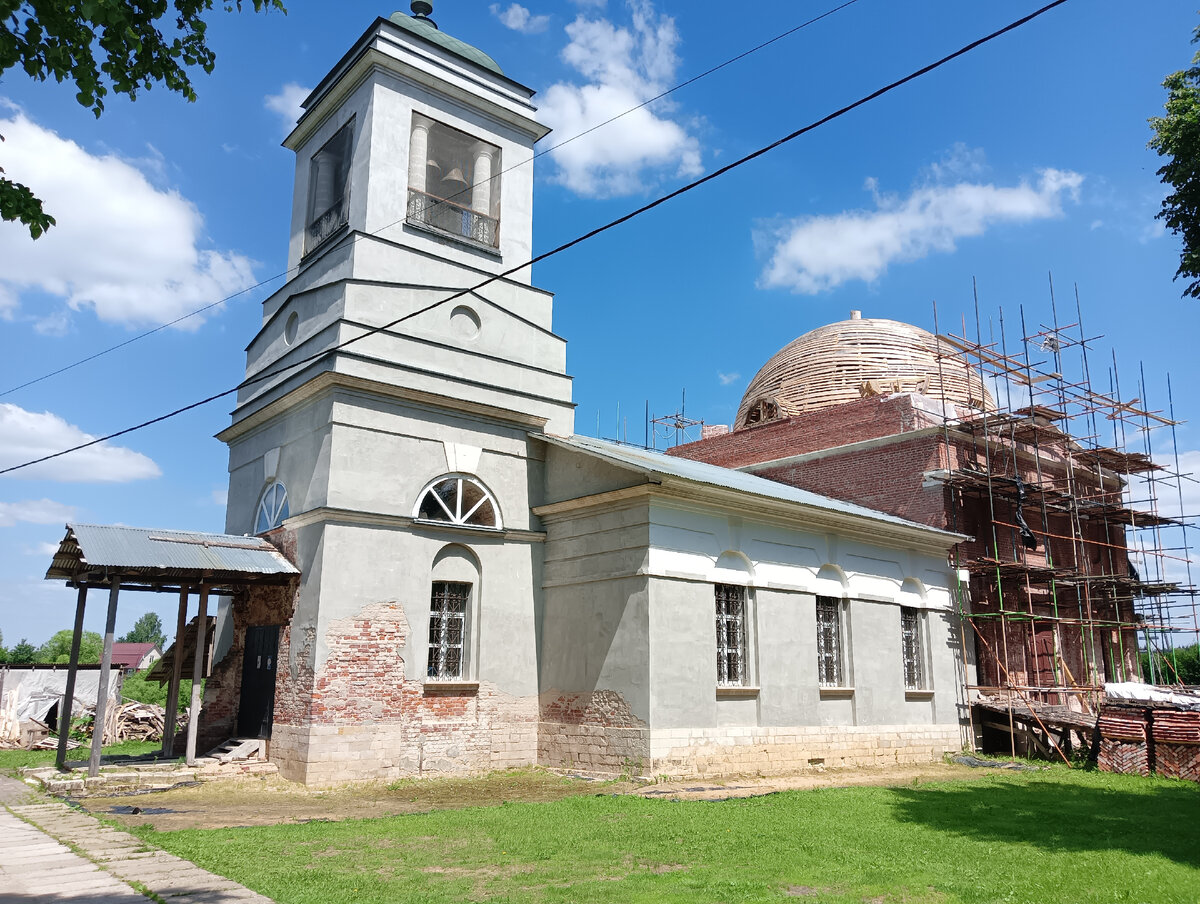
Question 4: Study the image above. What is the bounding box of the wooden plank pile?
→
[1151,710,1200,782]
[73,701,181,744]
[1097,704,1151,776]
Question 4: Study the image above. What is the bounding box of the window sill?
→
[716,685,760,699]
[424,680,479,695]
[819,686,855,698]
[905,689,935,700]
[405,217,502,258]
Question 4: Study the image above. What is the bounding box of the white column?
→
[471,146,493,214]
[409,122,429,195]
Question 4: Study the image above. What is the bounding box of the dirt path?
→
[77,761,1012,832]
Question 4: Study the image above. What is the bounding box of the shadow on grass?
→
[888,778,1200,867]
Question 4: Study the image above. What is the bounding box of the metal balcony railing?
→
[407,188,499,248]
[305,196,349,253]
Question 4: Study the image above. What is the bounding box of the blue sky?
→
[2,0,1199,646]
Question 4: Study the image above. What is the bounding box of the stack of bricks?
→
[1097,704,1152,776]
[1150,709,1200,782]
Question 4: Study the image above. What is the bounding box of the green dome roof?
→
[389,9,504,76]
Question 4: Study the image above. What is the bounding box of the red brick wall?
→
[670,394,942,470]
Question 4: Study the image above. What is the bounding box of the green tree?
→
[122,667,192,712]
[1141,643,1200,685]
[120,612,166,649]
[37,629,103,664]
[8,638,37,664]
[1150,21,1200,299]
[0,0,287,237]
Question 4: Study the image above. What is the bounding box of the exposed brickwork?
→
[199,527,300,752]
[269,600,536,785]
[669,394,943,470]
[538,690,649,774]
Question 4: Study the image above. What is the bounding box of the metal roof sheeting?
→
[542,434,965,541]
[45,524,299,584]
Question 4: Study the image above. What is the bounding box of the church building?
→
[198,4,975,785]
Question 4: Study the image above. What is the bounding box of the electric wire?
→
[0,0,1070,478]
[0,0,861,399]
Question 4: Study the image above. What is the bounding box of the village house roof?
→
[109,643,159,671]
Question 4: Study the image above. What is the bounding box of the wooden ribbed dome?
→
[735,314,991,430]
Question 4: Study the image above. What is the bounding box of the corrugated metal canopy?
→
[45,523,299,589]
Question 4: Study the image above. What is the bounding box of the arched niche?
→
[814,564,848,600]
[713,550,754,586]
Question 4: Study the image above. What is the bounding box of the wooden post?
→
[161,586,189,759]
[185,584,209,766]
[56,583,88,771]
[89,578,120,778]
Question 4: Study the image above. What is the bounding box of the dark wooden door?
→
[238,625,279,739]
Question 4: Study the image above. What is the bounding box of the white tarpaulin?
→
[0,667,123,725]
[1105,681,1200,711]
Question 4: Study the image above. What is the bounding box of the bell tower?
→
[215,5,572,782]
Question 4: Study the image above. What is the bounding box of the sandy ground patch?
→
[79,762,1003,831]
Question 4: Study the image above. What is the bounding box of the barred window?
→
[901,607,926,690]
[428,581,470,680]
[816,597,844,687]
[715,583,748,686]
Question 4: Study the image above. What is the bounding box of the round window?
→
[284,311,300,346]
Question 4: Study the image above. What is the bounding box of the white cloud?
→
[0,499,77,528]
[491,3,550,33]
[539,0,702,197]
[211,487,229,507]
[0,403,161,483]
[23,540,64,556]
[759,168,1084,294]
[0,105,256,330]
[264,82,310,136]
[718,372,740,386]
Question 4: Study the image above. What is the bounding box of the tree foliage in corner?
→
[0,0,286,237]
[120,612,167,649]
[1150,21,1200,299]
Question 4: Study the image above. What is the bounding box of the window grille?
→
[415,475,499,529]
[715,583,748,686]
[305,120,353,253]
[816,597,844,687]
[428,581,469,680]
[901,607,925,690]
[255,482,290,534]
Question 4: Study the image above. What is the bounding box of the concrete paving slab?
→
[0,775,274,904]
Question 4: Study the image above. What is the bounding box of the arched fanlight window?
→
[414,475,500,529]
[255,482,290,533]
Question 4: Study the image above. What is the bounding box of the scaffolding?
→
[929,285,1199,758]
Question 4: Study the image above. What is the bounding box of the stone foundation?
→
[647,724,965,778]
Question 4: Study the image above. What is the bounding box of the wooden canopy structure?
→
[44,524,299,774]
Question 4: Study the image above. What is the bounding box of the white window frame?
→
[427,580,471,681]
[413,474,502,530]
[254,481,290,534]
[715,583,750,687]
[816,596,849,688]
[901,606,929,691]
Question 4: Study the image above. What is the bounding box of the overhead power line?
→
[0,0,1070,479]
[0,0,861,400]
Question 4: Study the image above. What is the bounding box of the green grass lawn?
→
[137,766,1200,904]
[0,739,162,773]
